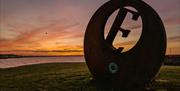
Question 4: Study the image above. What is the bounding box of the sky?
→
[0,0,180,56]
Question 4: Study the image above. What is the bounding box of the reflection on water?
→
[0,56,84,68]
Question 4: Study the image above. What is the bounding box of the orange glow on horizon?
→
[0,0,179,56]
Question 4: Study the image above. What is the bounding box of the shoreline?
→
[0,55,179,69]
[0,56,85,69]
[0,62,85,69]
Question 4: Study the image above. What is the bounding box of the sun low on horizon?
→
[0,0,180,56]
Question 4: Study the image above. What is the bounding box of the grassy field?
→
[0,63,179,91]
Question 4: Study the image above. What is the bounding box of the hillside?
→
[0,63,179,91]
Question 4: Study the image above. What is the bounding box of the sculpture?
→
[84,0,166,89]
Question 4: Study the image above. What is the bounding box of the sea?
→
[0,56,85,68]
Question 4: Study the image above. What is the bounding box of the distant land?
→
[164,55,180,65]
[0,54,83,59]
[0,54,22,59]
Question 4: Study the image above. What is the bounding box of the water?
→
[0,56,85,68]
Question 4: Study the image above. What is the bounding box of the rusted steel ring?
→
[84,0,166,88]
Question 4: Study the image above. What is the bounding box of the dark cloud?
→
[0,49,83,53]
[127,25,142,30]
[168,36,180,42]
[116,40,137,46]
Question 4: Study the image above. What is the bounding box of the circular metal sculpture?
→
[84,0,166,89]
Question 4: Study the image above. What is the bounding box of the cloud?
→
[114,36,180,46]
[168,36,180,42]
[115,40,136,46]
[0,49,83,53]
[0,28,20,41]
[127,25,142,30]
[0,19,80,50]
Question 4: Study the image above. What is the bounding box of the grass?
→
[0,63,179,91]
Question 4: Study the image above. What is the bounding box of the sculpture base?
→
[90,77,155,91]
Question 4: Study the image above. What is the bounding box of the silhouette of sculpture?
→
[84,0,166,90]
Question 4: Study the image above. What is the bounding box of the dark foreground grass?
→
[0,63,179,91]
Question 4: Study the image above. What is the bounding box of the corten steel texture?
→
[84,0,166,88]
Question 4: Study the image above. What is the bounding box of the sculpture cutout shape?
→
[84,0,166,89]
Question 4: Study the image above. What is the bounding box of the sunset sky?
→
[0,0,180,56]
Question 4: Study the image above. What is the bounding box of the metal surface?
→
[84,0,166,88]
